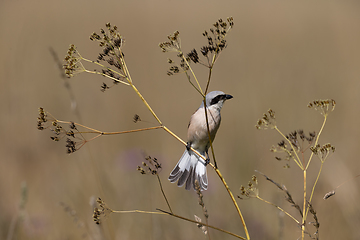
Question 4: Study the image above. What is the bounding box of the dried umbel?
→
[160,17,234,76]
[310,143,335,163]
[238,175,259,199]
[63,23,130,92]
[92,198,113,225]
[308,99,336,117]
[255,109,276,130]
[137,156,162,175]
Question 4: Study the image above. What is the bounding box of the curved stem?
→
[304,162,324,220]
[305,116,327,170]
[256,196,299,224]
[156,175,173,214]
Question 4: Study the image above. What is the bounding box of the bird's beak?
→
[225,94,233,100]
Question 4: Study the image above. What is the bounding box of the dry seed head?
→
[255,109,276,130]
[187,49,199,64]
[310,143,335,162]
[63,44,85,78]
[238,175,259,199]
[137,156,162,175]
[285,130,316,151]
[159,31,181,53]
[93,197,113,225]
[37,107,48,130]
[308,99,336,117]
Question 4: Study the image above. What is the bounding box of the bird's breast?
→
[187,107,221,151]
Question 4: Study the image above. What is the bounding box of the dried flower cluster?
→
[160,17,234,76]
[90,23,126,88]
[159,31,181,53]
[64,23,129,92]
[197,17,234,66]
[286,130,316,151]
[63,44,85,78]
[308,99,336,117]
[93,198,113,225]
[37,107,47,130]
[255,109,276,130]
[310,143,335,163]
[270,130,315,167]
[238,175,259,199]
[159,31,190,76]
[37,107,85,154]
[137,156,162,175]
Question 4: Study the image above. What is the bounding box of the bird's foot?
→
[186,142,191,151]
[205,158,210,166]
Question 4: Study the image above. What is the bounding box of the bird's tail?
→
[168,150,208,191]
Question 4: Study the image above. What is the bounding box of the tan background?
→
[1,0,360,239]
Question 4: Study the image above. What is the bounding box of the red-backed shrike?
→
[168,91,233,190]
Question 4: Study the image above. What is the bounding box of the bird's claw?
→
[186,142,191,151]
[205,158,210,166]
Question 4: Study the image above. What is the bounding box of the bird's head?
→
[201,91,233,110]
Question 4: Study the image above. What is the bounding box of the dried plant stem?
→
[112,209,166,215]
[304,162,324,221]
[128,79,162,125]
[302,116,327,239]
[214,168,250,240]
[204,62,214,95]
[185,72,204,96]
[56,119,163,137]
[274,126,303,169]
[256,196,300,225]
[301,170,307,240]
[181,55,203,95]
[156,175,173,214]
[305,116,327,170]
[157,209,246,239]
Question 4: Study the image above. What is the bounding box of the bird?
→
[168,91,233,191]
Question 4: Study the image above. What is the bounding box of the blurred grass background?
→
[1,0,360,239]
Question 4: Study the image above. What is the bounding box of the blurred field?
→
[1,0,360,239]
